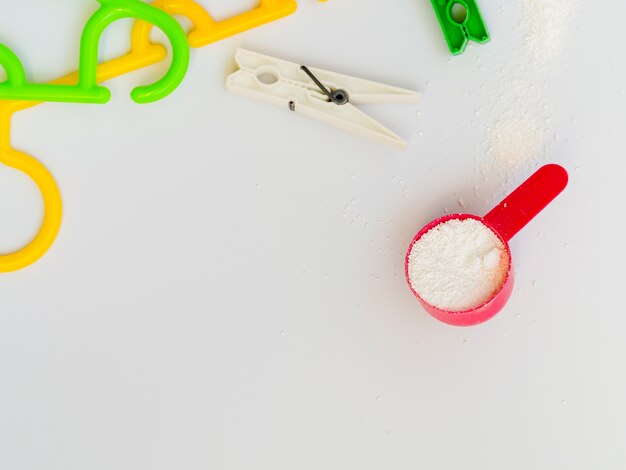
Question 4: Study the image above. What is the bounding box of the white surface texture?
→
[1,1,625,469]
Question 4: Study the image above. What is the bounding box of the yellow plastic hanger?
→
[131,0,297,48]
[0,0,298,273]
[0,113,62,272]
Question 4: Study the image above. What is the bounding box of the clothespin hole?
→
[255,66,280,86]
[450,3,468,24]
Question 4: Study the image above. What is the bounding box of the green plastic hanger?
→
[430,0,490,55]
[0,0,190,104]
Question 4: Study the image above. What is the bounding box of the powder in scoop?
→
[407,219,510,312]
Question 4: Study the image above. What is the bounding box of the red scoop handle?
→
[483,164,569,242]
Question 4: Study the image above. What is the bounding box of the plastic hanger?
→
[0,0,299,273]
[131,0,297,49]
[0,0,190,104]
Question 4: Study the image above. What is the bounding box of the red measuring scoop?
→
[405,164,569,326]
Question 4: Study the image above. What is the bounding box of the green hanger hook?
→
[0,0,190,104]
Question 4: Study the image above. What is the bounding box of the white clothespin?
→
[227,49,422,150]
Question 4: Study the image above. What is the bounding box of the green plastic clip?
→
[0,0,190,104]
[430,0,489,55]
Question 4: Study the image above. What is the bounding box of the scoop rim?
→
[405,213,513,316]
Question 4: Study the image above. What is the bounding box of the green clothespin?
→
[430,0,489,55]
[0,0,190,104]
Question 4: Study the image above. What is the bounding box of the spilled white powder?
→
[472,0,578,182]
[407,219,510,312]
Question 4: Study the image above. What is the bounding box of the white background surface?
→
[1,1,625,468]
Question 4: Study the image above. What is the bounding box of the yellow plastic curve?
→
[0,118,62,273]
[0,0,297,273]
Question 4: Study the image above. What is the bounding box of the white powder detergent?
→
[407,219,510,312]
